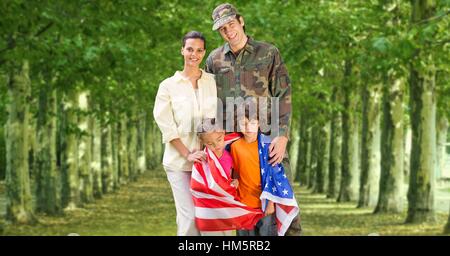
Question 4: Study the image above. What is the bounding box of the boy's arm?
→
[230,143,239,175]
[231,168,239,179]
[265,200,275,216]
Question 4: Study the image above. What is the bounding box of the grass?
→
[1,168,449,236]
[296,189,448,236]
[1,167,177,236]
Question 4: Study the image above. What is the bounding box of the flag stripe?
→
[195,214,262,231]
[193,197,250,209]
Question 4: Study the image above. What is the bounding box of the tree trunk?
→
[35,84,61,214]
[78,91,94,204]
[61,90,80,210]
[323,121,331,193]
[375,76,405,213]
[118,115,129,184]
[28,111,37,179]
[338,60,359,202]
[91,114,102,199]
[445,205,450,234]
[155,121,164,165]
[305,127,313,188]
[308,126,318,191]
[137,111,147,175]
[406,0,437,223]
[145,113,155,170]
[295,115,309,185]
[328,87,343,199]
[358,83,381,208]
[112,121,120,189]
[147,118,163,171]
[101,111,114,193]
[289,118,301,183]
[314,123,329,194]
[4,61,36,224]
[404,126,412,184]
[436,115,448,180]
[128,109,138,181]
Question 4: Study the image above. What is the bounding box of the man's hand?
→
[268,136,288,166]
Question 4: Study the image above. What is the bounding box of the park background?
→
[0,0,449,235]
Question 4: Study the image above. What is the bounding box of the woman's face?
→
[181,38,206,68]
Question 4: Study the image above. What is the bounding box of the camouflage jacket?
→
[205,36,292,138]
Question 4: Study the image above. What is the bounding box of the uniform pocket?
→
[215,67,232,99]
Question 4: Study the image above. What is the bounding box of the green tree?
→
[338,59,360,202]
[445,206,450,234]
[35,82,60,214]
[406,0,439,223]
[327,86,343,198]
[358,79,381,208]
[4,61,36,223]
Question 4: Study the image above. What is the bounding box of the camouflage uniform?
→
[206,3,301,236]
[205,37,292,138]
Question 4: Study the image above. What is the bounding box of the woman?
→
[153,31,217,236]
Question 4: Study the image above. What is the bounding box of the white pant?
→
[165,169,200,236]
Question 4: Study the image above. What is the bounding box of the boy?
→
[230,101,277,236]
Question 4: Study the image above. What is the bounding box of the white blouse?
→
[153,69,217,171]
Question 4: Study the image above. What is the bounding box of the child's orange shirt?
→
[230,137,261,209]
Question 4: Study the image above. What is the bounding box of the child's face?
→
[238,117,259,136]
[201,131,226,156]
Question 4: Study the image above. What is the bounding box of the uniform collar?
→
[224,35,255,55]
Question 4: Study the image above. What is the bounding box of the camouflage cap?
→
[211,3,239,31]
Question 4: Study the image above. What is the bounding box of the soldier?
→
[205,3,302,236]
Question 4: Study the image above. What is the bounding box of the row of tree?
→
[1,0,449,234]
[284,0,449,233]
[0,1,171,224]
[0,0,242,226]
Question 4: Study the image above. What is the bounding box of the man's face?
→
[218,17,246,48]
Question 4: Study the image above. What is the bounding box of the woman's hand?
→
[265,201,275,216]
[230,179,239,188]
[186,149,206,163]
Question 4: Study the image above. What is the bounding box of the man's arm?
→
[269,47,292,139]
[268,47,292,165]
[204,53,214,73]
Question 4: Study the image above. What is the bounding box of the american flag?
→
[190,132,299,235]
[258,133,299,236]
[190,133,264,231]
